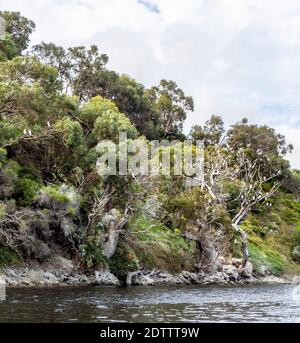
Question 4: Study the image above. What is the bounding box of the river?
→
[0,284,299,322]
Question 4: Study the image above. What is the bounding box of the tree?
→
[0,33,19,61]
[0,56,84,180]
[190,115,225,147]
[32,43,160,138]
[32,43,108,98]
[99,74,160,139]
[227,118,293,179]
[181,146,280,270]
[146,79,194,138]
[0,11,35,54]
[31,42,72,88]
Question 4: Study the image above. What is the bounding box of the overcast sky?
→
[1,0,300,168]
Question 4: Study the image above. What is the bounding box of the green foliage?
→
[190,115,225,147]
[0,243,21,267]
[249,242,286,275]
[292,226,300,247]
[0,33,19,61]
[15,177,40,206]
[0,147,7,164]
[124,214,195,272]
[227,119,292,178]
[0,11,35,53]
[147,79,194,138]
[0,202,6,219]
[54,117,84,147]
[0,9,299,276]
[39,185,69,204]
[80,95,119,129]
[92,106,138,142]
[109,241,139,276]
[241,193,300,275]
[80,225,108,269]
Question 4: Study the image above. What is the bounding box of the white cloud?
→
[1,0,300,167]
[276,126,300,170]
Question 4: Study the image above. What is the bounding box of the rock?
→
[53,256,75,272]
[222,265,239,281]
[258,275,289,284]
[131,272,155,286]
[60,217,76,237]
[200,272,229,285]
[126,271,138,285]
[43,272,58,285]
[32,239,51,261]
[291,276,300,285]
[151,271,184,284]
[239,261,253,278]
[292,246,300,262]
[130,270,186,285]
[232,258,243,268]
[27,270,45,285]
[94,271,120,286]
[179,271,201,284]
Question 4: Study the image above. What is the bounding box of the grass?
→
[111,214,195,274]
[0,243,21,268]
[242,192,300,275]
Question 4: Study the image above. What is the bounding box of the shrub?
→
[109,241,139,277]
[15,178,40,206]
[249,243,286,275]
[0,243,21,267]
[80,224,107,269]
[39,185,69,203]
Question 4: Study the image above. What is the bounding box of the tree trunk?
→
[232,223,249,267]
[102,217,127,259]
[182,224,218,272]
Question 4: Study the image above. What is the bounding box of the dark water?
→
[0,284,300,323]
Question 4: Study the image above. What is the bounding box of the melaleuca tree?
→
[182,145,281,269]
[32,43,160,139]
[0,33,19,61]
[79,95,138,144]
[0,11,35,54]
[190,115,225,147]
[0,56,86,180]
[32,42,108,98]
[146,79,194,138]
[227,118,293,177]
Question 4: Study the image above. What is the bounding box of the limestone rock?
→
[94,271,120,286]
[222,264,239,281]
[292,246,300,262]
[239,261,253,278]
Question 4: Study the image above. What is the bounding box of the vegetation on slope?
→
[0,11,300,277]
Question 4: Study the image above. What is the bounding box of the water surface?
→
[0,284,299,322]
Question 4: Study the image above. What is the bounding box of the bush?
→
[0,243,21,267]
[292,246,300,262]
[249,243,286,275]
[39,185,69,203]
[109,241,139,277]
[15,178,40,206]
[80,224,107,269]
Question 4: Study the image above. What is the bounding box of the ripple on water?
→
[0,284,300,323]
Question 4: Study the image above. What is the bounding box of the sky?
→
[1,0,300,168]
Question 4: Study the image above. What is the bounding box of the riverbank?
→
[2,257,296,287]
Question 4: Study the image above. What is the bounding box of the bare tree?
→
[183,147,280,269]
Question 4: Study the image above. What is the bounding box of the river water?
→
[0,284,299,323]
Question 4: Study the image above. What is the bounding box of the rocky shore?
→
[1,257,293,287]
